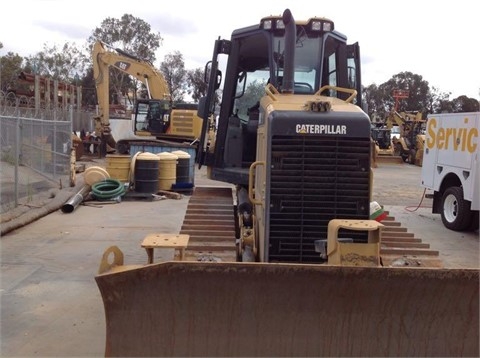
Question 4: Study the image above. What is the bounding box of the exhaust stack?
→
[281,9,295,94]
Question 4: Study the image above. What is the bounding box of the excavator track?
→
[180,186,443,267]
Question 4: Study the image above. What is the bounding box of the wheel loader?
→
[95,9,479,357]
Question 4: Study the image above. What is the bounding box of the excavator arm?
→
[92,41,170,101]
[92,41,171,150]
[92,41,200,153]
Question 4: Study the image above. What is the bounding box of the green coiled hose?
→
[91,179,126,200]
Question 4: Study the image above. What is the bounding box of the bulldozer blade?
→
[96,262,479,357]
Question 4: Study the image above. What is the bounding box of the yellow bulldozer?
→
[95,9,479,357]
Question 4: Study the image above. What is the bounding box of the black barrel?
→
[171,150,191,184]
[134,152,160,193]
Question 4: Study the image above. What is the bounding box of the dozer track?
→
[179,186,238,262]
[180,186,443,267]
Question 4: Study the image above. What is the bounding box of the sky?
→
[0,0,478,100]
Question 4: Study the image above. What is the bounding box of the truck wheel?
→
[441,187,472,231]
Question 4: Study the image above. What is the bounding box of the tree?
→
[0,51,24,92]
[160,51,187,103]
[87,14,163,105]
[25,42,88,82]
[186,68,207,102]
[426,86,451,114]
[235,79,267,117]
[80,67,97,107]
[88,14,162,63]
[362,71,455,120]
[363,83,384,121]
[379,72,431,115]
[450,95,479,113]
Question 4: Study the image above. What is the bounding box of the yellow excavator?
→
[95,10,479,357]
[92,41,202,154]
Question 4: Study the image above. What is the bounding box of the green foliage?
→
[25,42,88,82]
[87,14,163,106]
[160,51,187,103]
[363,71,478,119]
[187,68,207,102]
[235,79,267,119]
[0,52,24,92]
[450,96,480,112]
[80,67,97,106]
[379,71,431,113]
[88,14,162,63]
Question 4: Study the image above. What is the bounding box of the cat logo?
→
[296,124,347,135]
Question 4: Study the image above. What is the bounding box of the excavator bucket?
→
[95,259,479,357]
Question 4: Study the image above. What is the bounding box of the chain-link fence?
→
[0,92,80,212]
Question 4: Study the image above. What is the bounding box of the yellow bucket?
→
[106,154,131,183]
[157,152,178,190]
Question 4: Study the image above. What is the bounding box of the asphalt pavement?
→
[0,158,478,356]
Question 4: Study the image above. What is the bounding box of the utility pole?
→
[0,42,3,92]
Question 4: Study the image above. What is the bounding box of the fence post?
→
[69,106,76,187]
[14,110,20,208]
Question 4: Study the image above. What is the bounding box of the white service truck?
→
[421,112,479,231]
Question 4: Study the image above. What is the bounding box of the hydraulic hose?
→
[92,179,126,201]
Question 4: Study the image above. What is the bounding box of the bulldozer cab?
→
[196,9,374,264]
[197,12,363,186]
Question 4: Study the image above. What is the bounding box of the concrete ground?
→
[0,158,478,356]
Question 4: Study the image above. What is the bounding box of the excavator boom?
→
[92,41,201,154]
[92,41,170,114]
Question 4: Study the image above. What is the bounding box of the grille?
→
[171,111,194,135]
[267,135,371,263]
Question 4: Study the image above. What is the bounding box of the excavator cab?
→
[133,98,171,134]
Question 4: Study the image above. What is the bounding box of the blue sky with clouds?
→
[1,0,478,100]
